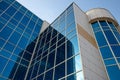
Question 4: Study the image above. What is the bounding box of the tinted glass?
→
[107,65,120,80]
[100,46,113,59]
[54,63,65,80]
[104,30,118,44]
[95,31,107,47]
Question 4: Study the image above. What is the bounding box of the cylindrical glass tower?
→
[86,8,120,80]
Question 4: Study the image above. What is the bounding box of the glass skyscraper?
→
[0,0,43,80]
[0,0,120,80]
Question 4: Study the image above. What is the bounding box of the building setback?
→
[0,0,120,80]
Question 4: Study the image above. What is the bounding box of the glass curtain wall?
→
[27,4,83,80]
[91,20,120,80]
[0,0,43,80]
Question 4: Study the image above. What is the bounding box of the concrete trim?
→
[77,24,98,49]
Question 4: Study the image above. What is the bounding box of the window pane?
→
[46,51,55,70]
[9,31,21,44]
[95,31,107,47]
[18,36,28,49]
[56,44,65,65]
[0,39,5,48]
[100,46,113,59]
[14,11,23,21]
[0,1,9,11]
[106,65,120,80]
[104,59,116,66]
[54,63,65,80]
[6,6,16,16]
[2,60,17,78]
[104,30,118,44]
[21,16,29,26]
[111,46,120,57]
[38,56,47,74]
[0,26,13,40]
[4,42,15,52]
[44,69,53,80]
[100,21,108,26]
[0,56,8,73]
[13,65,27,80]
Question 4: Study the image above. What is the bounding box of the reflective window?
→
[32,62,39,78]
[91,21,101,32]
[0,21,4,30]
[56,44,65,65]
[37,74,44,80]
[0,26,13,40]
[28,20,35,30]
[0,56,8,73]
[6,6,16,16]
[67,57,75,75]
[0,39,5,48]
[104,30,118,44]
[113,31,120,43]
[111,46,120,57]
[50,36,57,46]
[18,23,25,30]
[2,60,16,78]
[67,40,74,58]
[10,54,20,62]
[13,65,27,80]
[23,51,32,61]
[117,58,120,63]
[59,21,65,32]
[7,22,15,30]
[13,1,21,9]
[66,30,76,40]
[46,51,55,70]
[9,31,21,44]
[13,47,23,56]
[100,46,113,59]
[0,1,9,12]
[67,74,76,80]
[0,50,11,58]
[34,24,41,33]
[21,16,29,26]
[38,56,47,74]
[95,31,107,47]
[13,11,23,21]
[66,23,75,34]
[44,69,53,80]
[107,65,120,80]
[69,36,79,54]
[99,21,108,26]
[4,42,15,52]
[67,12,74,24]
[1,13,10,21]
[18,36,28,49]
[108,22,117,30]
[54,63,65,80]
[10,18,18,26]
[104,59,116,66]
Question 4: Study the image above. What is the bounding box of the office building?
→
[0,0,120,80]
[0,0,43,80]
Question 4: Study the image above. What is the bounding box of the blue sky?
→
[16,0,120,24]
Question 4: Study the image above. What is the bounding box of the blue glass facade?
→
[0,1,83,80]
[26,5,83,80]
[0,0,43,80]
[91,20,120,80]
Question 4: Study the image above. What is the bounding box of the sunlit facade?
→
[0,0,120,80]
[87,8,120,80]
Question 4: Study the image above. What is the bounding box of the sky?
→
[16,0,120,24]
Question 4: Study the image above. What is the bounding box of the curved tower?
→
[86,8,120,80]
